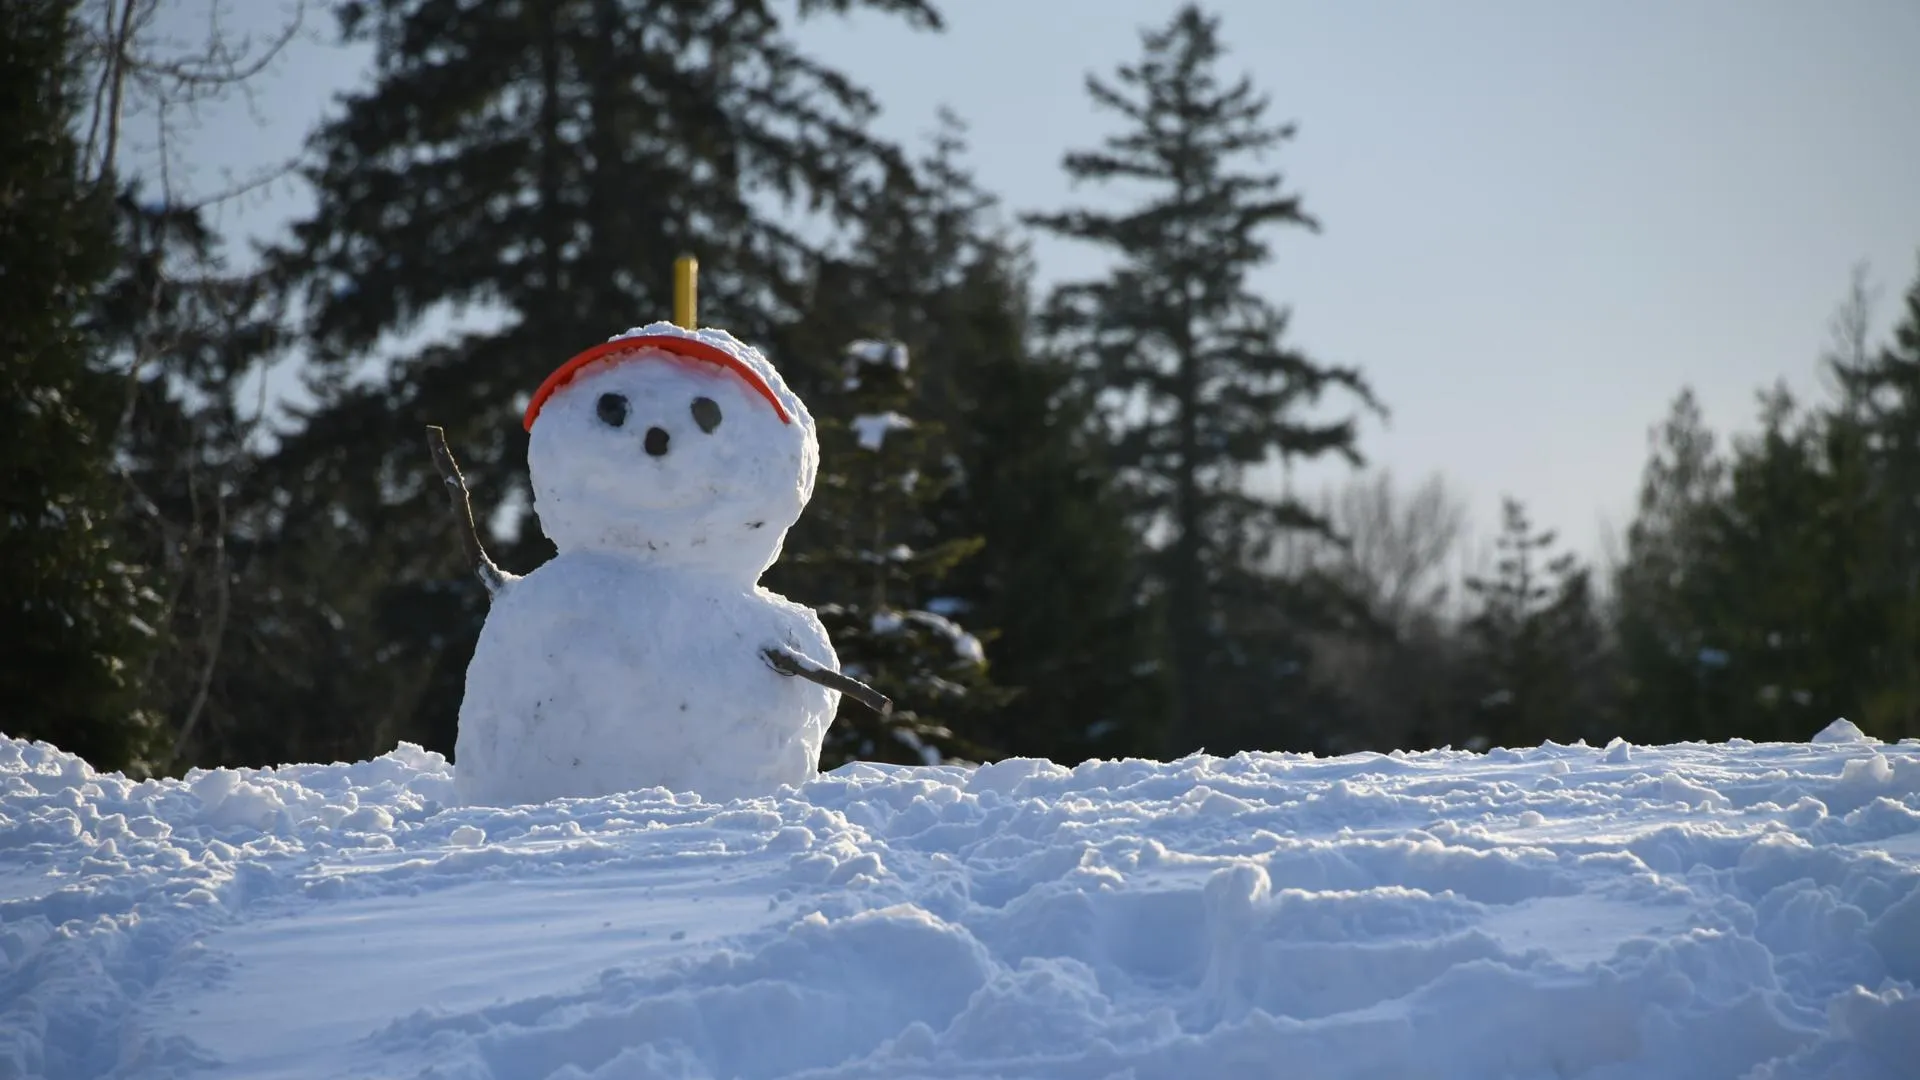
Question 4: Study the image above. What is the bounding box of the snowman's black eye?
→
[597,393,628,428]
[691,396,722,433]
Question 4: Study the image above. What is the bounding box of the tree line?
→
[5,0,1917,780]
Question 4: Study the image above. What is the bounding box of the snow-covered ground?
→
[3,721,1918,1080]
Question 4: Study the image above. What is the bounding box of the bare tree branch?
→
[86,0,141,185]
[763,647,893,716]
[425,426,509,596]
[74,0,308,769]
[172,469,230,763]
[77,0,308,193]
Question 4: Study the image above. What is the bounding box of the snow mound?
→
[850,411,914,450]
[1813,718,1877,745]
[3,734,1918,1079]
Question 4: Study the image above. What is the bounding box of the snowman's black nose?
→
[644,427,670,456]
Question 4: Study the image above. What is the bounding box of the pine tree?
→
[933,253,1172,764]
[1463,499,1609,749]
[1615,271,1920,745]
[1690,388,1889,742]
[1612,390,1729,745]
[1026,4,1380,754]
[258,0,945,762]
[0,0,164,772]
[1829,257,1920,735]
[771,117,1169,764]
[777,339,1004,767]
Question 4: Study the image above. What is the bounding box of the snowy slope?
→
[3,722,1919,1080]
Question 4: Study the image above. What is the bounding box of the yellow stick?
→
[673,255,698,329]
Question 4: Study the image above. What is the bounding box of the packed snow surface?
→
[4,721,1920,1079]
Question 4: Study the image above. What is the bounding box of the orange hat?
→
[524,334,793,432]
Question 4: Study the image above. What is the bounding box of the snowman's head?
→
[524,323,816,578]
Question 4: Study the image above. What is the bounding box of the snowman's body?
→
[454,322,839,806]
[456,552,835,804]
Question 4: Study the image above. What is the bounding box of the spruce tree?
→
[934,253,1172,764]
[1026,4,1379,754]
[773,118,1169,764]
[1463,499,1609,749]
[1612,390,1729,745]
[1690,389,1889,742]
[1830,257,1920,734]
[0,0,163,772]
[1615,273,1920,745]
[260,0,945,761]
[779,340,1004,767]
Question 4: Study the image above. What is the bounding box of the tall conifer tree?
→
[1616,276,1920,746]
[1612,390,1729,745]
[1027,5,1378,753]
[781,339,1003,767]
[1830,259,1920,733]
[1463,499,1609,748]
[1693,390,1889,741]
[775,119,1169,763]
[0,0,163,772]
[934,253,1171,763]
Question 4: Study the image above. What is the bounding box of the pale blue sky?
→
[151,0,1920,564]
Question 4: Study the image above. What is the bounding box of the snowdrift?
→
[3,722,1918,1079]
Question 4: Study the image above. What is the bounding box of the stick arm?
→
[762,645,892,716]
[425,425,510,597]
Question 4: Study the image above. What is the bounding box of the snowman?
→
[453,320,862,806]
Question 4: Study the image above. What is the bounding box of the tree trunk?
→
[535,1,568,313]
[1170,282,1204,756]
